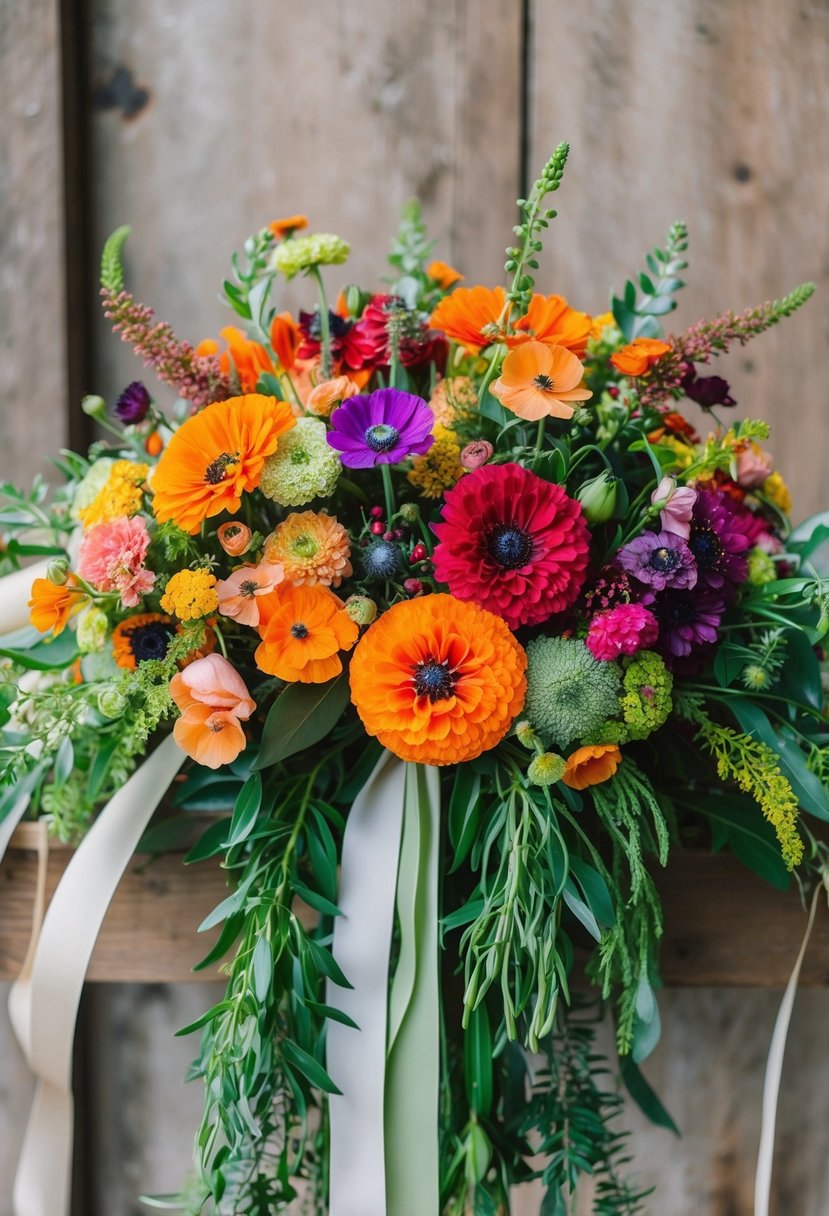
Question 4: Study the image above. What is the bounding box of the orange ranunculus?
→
[268,214,309,240]
[255,584,358,683]
[490,340,592,421]
[216,521,253,557]
[427,260,464,290]
[610,337,671,377]
[429,285,506,353]
[306,375,360,417]
[151,393,296,534]
[270,312,301,371]
[510,294,592,356]
[28,575,85,636]
[170,654,255,769]
[561,744,622,790]
[349,594,527,766]
[216,562,285,628]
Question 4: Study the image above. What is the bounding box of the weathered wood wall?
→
[2,1,829,1213]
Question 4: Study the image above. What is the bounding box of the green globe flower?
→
[272,233,350,280]
[259,417,341,507]
[527,752,566,787]
[524,637,622,750]
[619,650,673,741]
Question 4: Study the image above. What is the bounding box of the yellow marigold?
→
[428,376,477,428]
[762,471,792,515]
[408,425,464,499]
[78,460,149,529]
[263,510,352,588]
[160,569,219,621]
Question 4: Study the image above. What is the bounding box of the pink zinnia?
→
[432,463,590,630]
[586,603,659,661]
[77,516,155,608]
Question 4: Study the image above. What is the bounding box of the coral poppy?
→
[429,285,505,352]
[28,575,85,636]
[349,594,526,765]
[270,312,301,371]
[562,744,622,790]
[151,393,296,534]
[432,463,591,630]
[427,260,463,289]
[510,294,592,356]
[268,214,309,240]
[255,584,358,683]
[610,338,671,377]
[490,341,592,421]
[170,654,255,769]
[216,562,285,628]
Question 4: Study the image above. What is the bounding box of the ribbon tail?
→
[327,751,407,1216]
[384,764,441,1216]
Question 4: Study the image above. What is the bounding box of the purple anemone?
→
[326,387,434,469]
[687,490,751,595]
[651,588,726,660]
[617,530,698,592]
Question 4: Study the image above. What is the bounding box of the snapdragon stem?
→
[311,266,332,378]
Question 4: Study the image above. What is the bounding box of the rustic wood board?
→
[527,0,829,521]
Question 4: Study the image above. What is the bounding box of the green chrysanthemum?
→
[272,233,350,280]
[524,637,622,750]
[259,417,341,507]
[619,650,673,741]
[747,546,776,586]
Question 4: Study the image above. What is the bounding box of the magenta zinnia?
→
[432,463,590,629]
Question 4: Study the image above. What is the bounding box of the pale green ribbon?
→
[327,755,441,1216]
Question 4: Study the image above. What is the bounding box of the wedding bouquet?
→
[2,142,828,1216]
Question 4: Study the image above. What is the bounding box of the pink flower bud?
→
[460,440,494,470]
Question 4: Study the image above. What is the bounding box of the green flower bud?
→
[397,502,421,525]
[47,558,69,585]
[747,547,776,586]
[344,284,371,318]
[81,394,107,419]
[97,685,127,719]
[527,752,566,786]
[344,595,378,626]
[76,606,108,654]
[514,719,540,750]
[575,471,618,525]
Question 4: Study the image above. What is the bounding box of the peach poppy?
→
[561,744,622,790]
[610,338,671,377]
[490,341,592,421]
[270,312,301,371]
[427,260,464,289]
[216,562,285,628]
[255,584,358,683]
[429,285,506,353]
[28,575,85,636]
[268,214,309,240]
[150,393,296,534]
[510,294,592,356]
[306,375,360,418]
[170,654,255,769]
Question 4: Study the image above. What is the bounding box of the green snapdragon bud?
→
[575,471,618,525]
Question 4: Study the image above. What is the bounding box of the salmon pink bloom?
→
[651,476,697,540]
[216,562,285,628]
[77,515,155,608]
[170,654,255,769]
[734,442,774,489]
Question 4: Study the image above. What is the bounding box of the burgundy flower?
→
[114,380,151,425]
[681,365,736,409]
[358,294,448,374]
[687,489,751,595]
[298,309,375,371]
[617,531,698,591]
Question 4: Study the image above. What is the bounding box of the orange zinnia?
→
[490,341,592,421]
[430,285,505,353]
[349,594,526,766]
[255,584,358,683]
[510,294,592,356]
[28,575,85,636]
[268,214,309,240]
[151,393,296,534]
[610,337,671,377]
[561,744,622,790]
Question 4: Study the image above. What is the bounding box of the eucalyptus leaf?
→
[223,772,263,847]
[256,674,350,769]
[0,629,80,670]
[281,1040,342,1095]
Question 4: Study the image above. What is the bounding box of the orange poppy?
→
[561,744,622,790]
[427,260,464,290]
[430,285,506,353]
[212,325,276,393]
[28,575,85,636]
[170,654,255,769]
[268,214,309,240]
[216,562,285,628]
[255,584,358,683]
[610,337,671,377]
[270,312,301,371]
[490,341,592,421]
[151,393,296,534]
[349,594,526,765]
[510,294,592,356]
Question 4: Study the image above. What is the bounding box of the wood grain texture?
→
[527,0,829,520]
[87,0,522,407]
[0,0,68,484]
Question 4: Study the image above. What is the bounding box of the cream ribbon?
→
[754,879,826,1216]
[0,560,49,635]
[326,752,407,1216]
[8,735,184,1216]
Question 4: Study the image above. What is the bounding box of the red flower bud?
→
[403,578,424,596]
[370,520,386,535]
[409,542,428,563]
[369,506,385,519]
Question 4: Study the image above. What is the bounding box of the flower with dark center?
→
[204,452,239,484]
[290,622,309,639]
[687,489,751,594]
[432,462,590,630]
[112,613,176,670]
[651,588,726,660]
[113,380,152,425]
[617,530,698,591]
[327,388,434,468]
[413,657,455,702]
[365,423,400,453]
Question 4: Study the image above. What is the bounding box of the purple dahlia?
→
[687,489,751,596]
[651,588,726,660]
[326,388,434,468]
[617,530,698,591]
[114,380,151,425]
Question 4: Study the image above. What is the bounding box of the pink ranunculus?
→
[586,603,659,662]
[169,654,256,769]
[651,476,697,540]
[77,515,155,608]
[734,442,774,489]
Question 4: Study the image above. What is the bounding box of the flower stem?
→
[381,462,396,524]
[533,417,547,467]
[311,266,332,378]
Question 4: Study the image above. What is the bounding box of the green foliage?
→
[256,674,351,769]
[100,225,132,294]
[504,142,570,318]
[612,222,688,340]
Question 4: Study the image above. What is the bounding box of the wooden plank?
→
[0,0,69,484]
[1,831,826,985]
[87,0,523,406]
[527,0,829,520]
